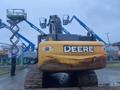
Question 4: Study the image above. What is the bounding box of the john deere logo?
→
[64,46,94,53]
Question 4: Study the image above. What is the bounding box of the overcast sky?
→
[0,0,120,46]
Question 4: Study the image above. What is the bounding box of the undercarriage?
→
[24,65,98,89]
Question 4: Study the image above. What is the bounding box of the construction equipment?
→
[7,9,71,35]
[0,19,19,55]
[0,19,35,52]
[6,9,35,52]
[24,15,107,89]
[1,14,20,76]
[6,9,46,35]
[67,15,106,44]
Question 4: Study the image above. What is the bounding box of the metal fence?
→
[0,43,37,66]
[106,45,120,61]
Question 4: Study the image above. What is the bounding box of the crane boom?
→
[69,16,106,44]
[25,20,46,35]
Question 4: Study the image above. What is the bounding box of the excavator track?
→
[77,70,98,87]
[24,65,43,89]
[24,65,98,89]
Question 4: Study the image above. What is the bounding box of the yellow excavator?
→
[24,15,107,89]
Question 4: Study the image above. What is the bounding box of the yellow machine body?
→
[38,41,107,71]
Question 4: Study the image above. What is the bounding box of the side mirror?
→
[39,18,47,29]
[63,15,69,25]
